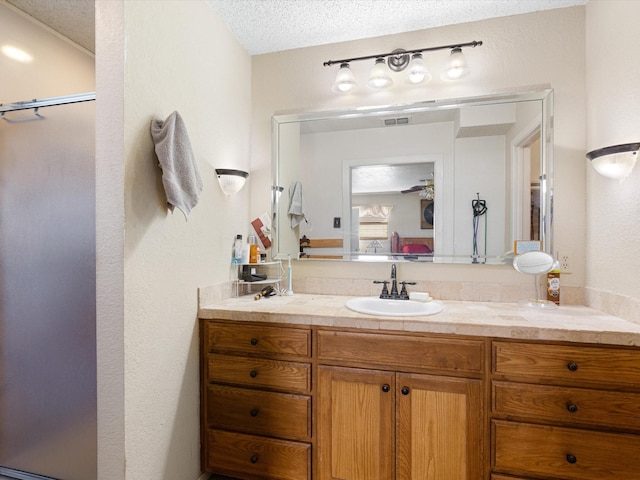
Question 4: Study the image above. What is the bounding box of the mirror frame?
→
[271,89,554,264]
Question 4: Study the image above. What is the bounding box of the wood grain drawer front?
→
[207,429,310,480]
[208,385,311,441]
[493,342,640,387]
[492,475,534,480]
[493,420,640,480]
[208,354,311,393]
[493,381,640,431]
[318,331,484,374]
[207,323,311,357]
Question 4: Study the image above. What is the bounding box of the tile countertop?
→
[198,294,640,347]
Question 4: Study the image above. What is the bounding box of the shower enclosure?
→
[0,95,97,480]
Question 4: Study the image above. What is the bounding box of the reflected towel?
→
[151,111,203,220]
[288,180,308,228]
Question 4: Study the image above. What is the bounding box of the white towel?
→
[151,111,203,220]
[288,180,308,228]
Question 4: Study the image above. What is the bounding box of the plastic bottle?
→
[233,235,243,264]
[547,269,560,305]
[241,244,250,264]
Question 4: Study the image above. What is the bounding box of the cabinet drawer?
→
[492,420,640,480]
[208,353,311,393]
[206,322,311,357]
[207,429,310,480]
[493,341,640,387]
[493,381,640,431]
[318,330,484,374]
[208,385,311,440]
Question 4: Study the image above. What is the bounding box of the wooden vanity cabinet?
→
[316,330,486,480]
[491,340,640,480]
[200,320,312,480]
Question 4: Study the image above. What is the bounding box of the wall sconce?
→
[586,143,639,181]
[215,168,248,196]
[324,40,482,93]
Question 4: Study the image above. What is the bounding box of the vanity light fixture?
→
[325,40,482,93]
[586,142,639,181]
[215,168,249,196]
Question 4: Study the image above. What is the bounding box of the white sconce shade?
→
[333,62,357,93]
[586,143,639,181]
[407,53,431,84]
[215,168,248,196]
[445,47,469,79]
[367,58,393,88]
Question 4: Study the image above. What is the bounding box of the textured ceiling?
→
[207,0,588,55]
[3,0,588,56]
[5,0,94,52]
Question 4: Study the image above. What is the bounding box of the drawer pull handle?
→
[567,403,578,413]
[401,387,410,395]
[250,455,259,464]
[250,338,258,346]
[249,370,258,378]
[250,409,259,417]
[381,384,390,393]
[566,454,577,464]
[567,361,579,372]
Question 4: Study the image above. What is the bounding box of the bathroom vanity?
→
[199,295,640,480]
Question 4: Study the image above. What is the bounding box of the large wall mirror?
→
[272,89,553,264]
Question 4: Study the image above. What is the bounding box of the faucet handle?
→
[399,281,416,299]
[373,280,390,298]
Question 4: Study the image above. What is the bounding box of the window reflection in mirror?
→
[271,90,553,264]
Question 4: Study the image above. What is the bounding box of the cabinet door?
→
[396,373,484,480]
[318,366,395,480]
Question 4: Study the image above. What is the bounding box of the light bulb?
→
[407,53,431,84]
[445,47,469,80]
[367,58,393,88]
[333,63,357,93]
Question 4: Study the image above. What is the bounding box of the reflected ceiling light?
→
[2,44,32,63]
[215,168,249,196]
[332,62,357,93]
[586,143,639,181]
[324,40,482,93]
[444,47,469,79]
[367,58,393,88]
[407,53,431,85]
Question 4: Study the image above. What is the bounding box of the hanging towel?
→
[288,180,309,228]
[150,111,203,220]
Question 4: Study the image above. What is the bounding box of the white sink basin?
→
[345,297,443,317]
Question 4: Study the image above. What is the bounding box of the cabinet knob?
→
[566,454,577,464]
[249,370,258,378]
[566,403,578,413]
[250,455,259,464]
[381,384,390,393]
[401,387,410,395]
[567,361,579,372]
[250,409,259,417]
[250,338,258,346]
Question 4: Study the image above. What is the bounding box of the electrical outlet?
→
[558,251,572,273]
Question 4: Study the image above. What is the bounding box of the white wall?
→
[96,1,251,479]
[252,7,586,293]
[585,0,640,317]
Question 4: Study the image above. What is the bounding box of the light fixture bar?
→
[323,40,482,67]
